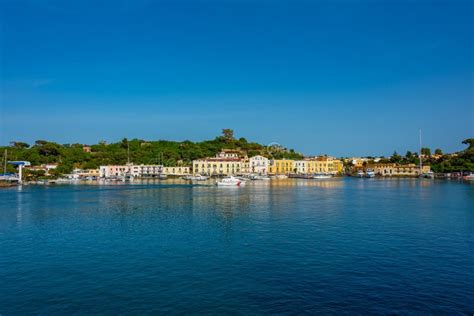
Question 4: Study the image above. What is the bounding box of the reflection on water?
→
[0,178,473,314]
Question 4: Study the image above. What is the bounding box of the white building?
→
[294,160,307,174]
[99,165,133,178]
[99,164,190,178]
[249,155,269,175]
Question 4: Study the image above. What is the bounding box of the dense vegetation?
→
[428,139,474,173]
[1,130,304,175]
[372,139,474,172]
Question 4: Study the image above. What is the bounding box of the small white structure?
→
[249,155,269,175]
[7,161,31,184]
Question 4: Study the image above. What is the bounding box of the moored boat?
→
[216,176,245,187]
[463,173,474,181]
[313,173,332,179]
[183,174,209,181]
[365,170,375,178]
[422,171,435,179]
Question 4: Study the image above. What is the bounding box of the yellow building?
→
[268,159,295,175]
[370,163,431,176]
[192,149,248,176]
[332,159,344,174]
[294,157,343,174]
[74,168,100,178]
[192,158,242,175]
[162,166,190,176]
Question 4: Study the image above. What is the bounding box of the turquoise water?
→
[1,179,473,314]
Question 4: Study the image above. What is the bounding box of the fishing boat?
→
[272,174,288,179]
[216,176,245,187]
[357,171,365,177]
[313,173,332,179]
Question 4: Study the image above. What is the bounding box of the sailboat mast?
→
[127,141,130,165]
[3,149,7,174]
[419,129,422,173]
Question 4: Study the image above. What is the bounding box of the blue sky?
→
[1,0,473,156]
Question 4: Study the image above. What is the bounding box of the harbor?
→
[1,176,472,314]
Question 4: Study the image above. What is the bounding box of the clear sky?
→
[1,0,473,156]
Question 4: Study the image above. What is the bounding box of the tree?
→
[462,138,474,150]
[390,151,402,163]
[222,129,234,142]
[121,138,129,149]
[421,147,431,156]
[10,141,30,149]
[434,148,443,155]
[405,151,413,159]
[35,140,48,146]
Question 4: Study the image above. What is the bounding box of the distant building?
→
[249,155,269,175]
[83,145,92,153]
[217,149,243,159]
[369,163,431,176]
[26,163,58,175]
[72,168,100,179]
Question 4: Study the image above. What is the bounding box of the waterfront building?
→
[99,165,133,178]
[369,163,431,176]
[192,149,247,176]
[99,164,190,178]
[294,160,309,174]
[268,159,294,175]
[241,157,250,175]
[162,166,191,176]
[139,165,190,177]
[192,158,242,176]
[294,157,343,174]
[249,155,269,175]
[26,163,58,175]
[139,165,163,177]
[71,168,100,179]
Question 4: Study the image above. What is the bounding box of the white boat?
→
[216,176,245,187]
[273,174,288,179]
[248,174,271,181]
[122,174,134,182]
[422,171,434,179]
[365,170,375,178]
[183,174,209,181]
[357,171,364,178]
[463,173,474,181]
[313,174,332,179]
